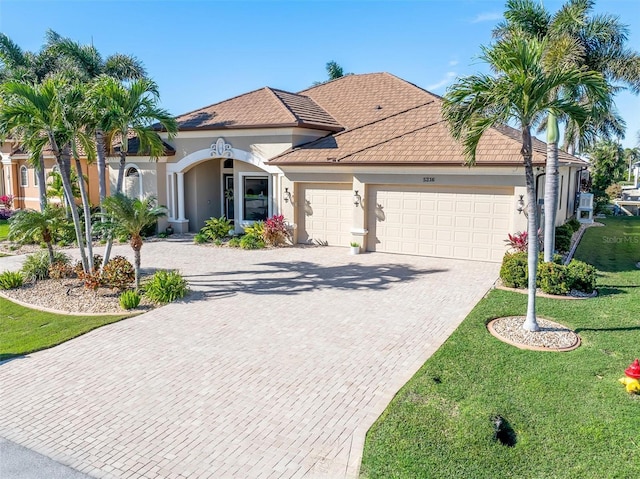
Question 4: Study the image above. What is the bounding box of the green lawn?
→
[361,217,640,479]
[0,297,131,361]
[0,219,9,241]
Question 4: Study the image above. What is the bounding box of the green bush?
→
[101,256,135,290]
[0,270,24,289]
[566,260,597,293]
[194,232,209,244]
[119,290,141,310]
[22,251,70,282]
[48,261,74,279]
[240,233,266,250]
[228,237,241,248]
[537,262,570,295]
[200,216,232,240]
[500,252,528,289]
[554,224,573,253]
[144,270,188,303]
[243,221,264,237]
[566,218,581,232]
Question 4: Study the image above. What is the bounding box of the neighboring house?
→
[149,72,584,262]
[1,140,105,209]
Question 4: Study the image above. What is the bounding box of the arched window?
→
[20,166,28,187]
[124,166,142,199]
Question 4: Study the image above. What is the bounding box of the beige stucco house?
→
[129,72,584,263]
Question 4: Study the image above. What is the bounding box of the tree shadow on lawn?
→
[180,261,448,300]
[574,325,640,333]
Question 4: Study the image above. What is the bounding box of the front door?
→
[223,174,234,223]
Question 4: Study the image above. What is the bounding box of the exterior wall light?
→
[516,195,525,214]
[353,190,362,207]
[283,187,292,203]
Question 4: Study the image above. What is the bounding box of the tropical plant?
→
[588,139,626,192]
[0,194,13,209]
[21,250,70,282]
[0,77,94,273]
[0,270,24,290]
[101,255,135,290]
[442,33,608,331]
[8,206,65,264]
[504,231,528,253]
[263,214,289,246]
[100,193,167,289]
[143,270,188,304]
[119,290,141,310]
[200,216,232,241]
[494,0,640,262]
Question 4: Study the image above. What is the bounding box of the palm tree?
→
[8,206,65,264]
[442,34,608,331]
[624,147,640,182]
[47,169,82,213]
[47,31,147,205]
[0,77,94,273]
[495,0,640,261]
[100,193,167,289]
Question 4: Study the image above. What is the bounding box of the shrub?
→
[240,233,266,250]
[0,210,12,221]
[537,262,570,295]
[201,216,232,241]
[505,231,528,252]
[22,251,70,282]
[78,270,101,290]
[228,237,241,248]
[48,261,74,280]
[144,270,188,303]
[119,290,141,310]
[263,215,289,246]
[0,194,13,209]
[500,252,528,289]
[194,232,209,244]
[243,221,264,237]
[0,270,23,290]
[566,260,597,293]
[566,218,581,233]
[605,183,623,200]
[101,256,135,290]
[554,224,573,253]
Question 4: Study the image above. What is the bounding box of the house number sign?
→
[422,177,435,183]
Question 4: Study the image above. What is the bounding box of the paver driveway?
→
[0,239,499,478]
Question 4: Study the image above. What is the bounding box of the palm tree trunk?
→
[133,243,141,290]
[56,143,89,273]
[95,130,108,203]
[74,156,94,272]
[116,151,126,194]
[543,114,559,262]
[522,127,540,332]
[37,155,47,212]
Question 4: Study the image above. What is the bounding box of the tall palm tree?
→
[624,147,640,182]
[442,34,608,331]
[47,31,147,205]
[101,193,167,289]
[0,77,94,273]
[495,0,640,261]
[8,206,65,264]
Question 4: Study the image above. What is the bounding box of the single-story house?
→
[2,73,586,262]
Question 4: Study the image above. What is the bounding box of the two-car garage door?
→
[367,186,513,262]
[298,183,513,262]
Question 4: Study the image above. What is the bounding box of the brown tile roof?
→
[270,73,586,167]
[173,87,342,132]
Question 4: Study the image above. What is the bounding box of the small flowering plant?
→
[0,194,14,210]
[505,231,528,252]
[263,214,290,246]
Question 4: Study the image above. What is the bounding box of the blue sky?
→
[1,0,638,148]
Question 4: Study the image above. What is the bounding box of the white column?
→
[177,171,186,221]
[166,172,175,220]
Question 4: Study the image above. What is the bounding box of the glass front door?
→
[224,174,234,223]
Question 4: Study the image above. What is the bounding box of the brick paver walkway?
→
[0,240,499,478]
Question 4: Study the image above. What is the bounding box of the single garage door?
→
[298,183,353,246]
[367,185,513,262]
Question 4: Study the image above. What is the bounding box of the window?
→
[34,169,39,187]
[243,177,268,221]
[20,166,28,187]
[124,166,141,198]
[223,158,233,169]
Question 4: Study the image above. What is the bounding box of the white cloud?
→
[471,12,502,23]
[426,72,457,91]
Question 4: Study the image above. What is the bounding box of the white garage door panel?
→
[368,186,513,262]
[299,184,352,247]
